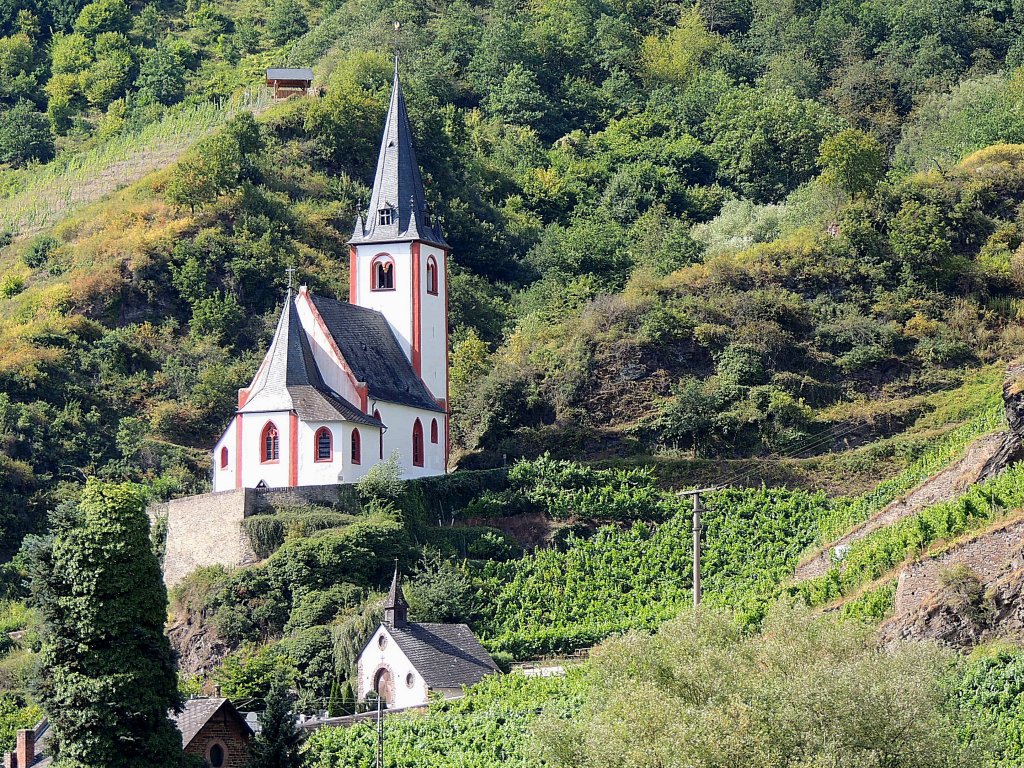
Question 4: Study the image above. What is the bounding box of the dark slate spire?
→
[350,58,447,248]
[383,562,409,628]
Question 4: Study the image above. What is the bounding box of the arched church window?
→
[430,418,439,444]
[261,422,279,463]
[372,255,395,291]
[378,207,393,226]
[314,427,332,462]
[426,256,438,295]
[374,410,383,459]
[351,429,361,465]
[412,419,424,467]
[220,446,229,469]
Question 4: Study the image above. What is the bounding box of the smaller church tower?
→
[383,563,409,629]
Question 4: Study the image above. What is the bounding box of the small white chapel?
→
[211,61,450,490]
[356,566,499,708]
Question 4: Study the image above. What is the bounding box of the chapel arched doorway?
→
[374,667,394,707]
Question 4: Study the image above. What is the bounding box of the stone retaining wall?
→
[152,484,362,587]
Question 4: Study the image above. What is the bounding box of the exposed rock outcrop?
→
[977,362,1024,482]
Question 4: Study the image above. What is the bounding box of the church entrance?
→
[373,667,394,707]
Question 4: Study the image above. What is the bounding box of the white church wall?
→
[357,626,431,709]
[353,242,415,360]
[375,401,446,478]
[211,418,237,492]
[418,243,447,403]
[239,410,293,489]
[295,420,381,485]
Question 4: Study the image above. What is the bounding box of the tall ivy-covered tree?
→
[30,480,185,768]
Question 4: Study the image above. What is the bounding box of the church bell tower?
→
[348,59,449,415]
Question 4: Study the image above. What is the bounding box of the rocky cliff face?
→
[978,361,1024,481]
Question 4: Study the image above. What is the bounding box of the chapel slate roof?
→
[349,59,447,249]
[387,623,499,690]
[309,295,445,413]
[172,698,253,749]
[240,291,380,426]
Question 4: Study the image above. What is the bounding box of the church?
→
[211,62,449,490]
[356,567,499,709]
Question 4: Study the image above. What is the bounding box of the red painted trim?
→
[289,412,299,485]
[373,409,383,459]
[234,414,243,489]
[412,242,421,375]
[357,383,368,412]
[313,426,333,463]
[349,246,357,303]
[238,388,249,408]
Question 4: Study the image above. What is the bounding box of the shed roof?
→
[172,698,253,748]
[266,68,314,81]
[384,623,499,689]
[309,295,444,413]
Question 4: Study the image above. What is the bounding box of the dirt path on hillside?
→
[793,432,1008,581]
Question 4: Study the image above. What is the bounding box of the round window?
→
[209,744,225,768]
[378,634,387,650]
[405,672,415,688]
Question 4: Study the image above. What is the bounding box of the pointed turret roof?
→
[349,59,447,249]
[239,290,379,426]
[383,562,409,628]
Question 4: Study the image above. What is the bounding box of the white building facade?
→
[210,62,449,491]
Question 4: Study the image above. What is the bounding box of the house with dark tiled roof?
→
[3,699,253,768]
[356,566,500,708]
[212,57,450,490]
[174,698,254,768]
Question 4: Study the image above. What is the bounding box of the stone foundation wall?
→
[153,484,364,587]
[893,516,1024,617]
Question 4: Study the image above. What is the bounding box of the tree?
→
[0,100,54,166]
[245,675,302,768]
[137,42,186,106]
[30,480,185,768]
[532,605,981,768]
[73,0,130,37]
[707,86,839,202]
[818,128,886,197]
[266,0,307,44]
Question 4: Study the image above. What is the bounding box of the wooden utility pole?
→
[692,492,703,607]
[677,488,715,607]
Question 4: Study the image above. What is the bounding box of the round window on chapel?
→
[406,672,415,688]
[209,744,225,768]
[378,634,387,650]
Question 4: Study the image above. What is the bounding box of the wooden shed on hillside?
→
[266,68,315,98]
